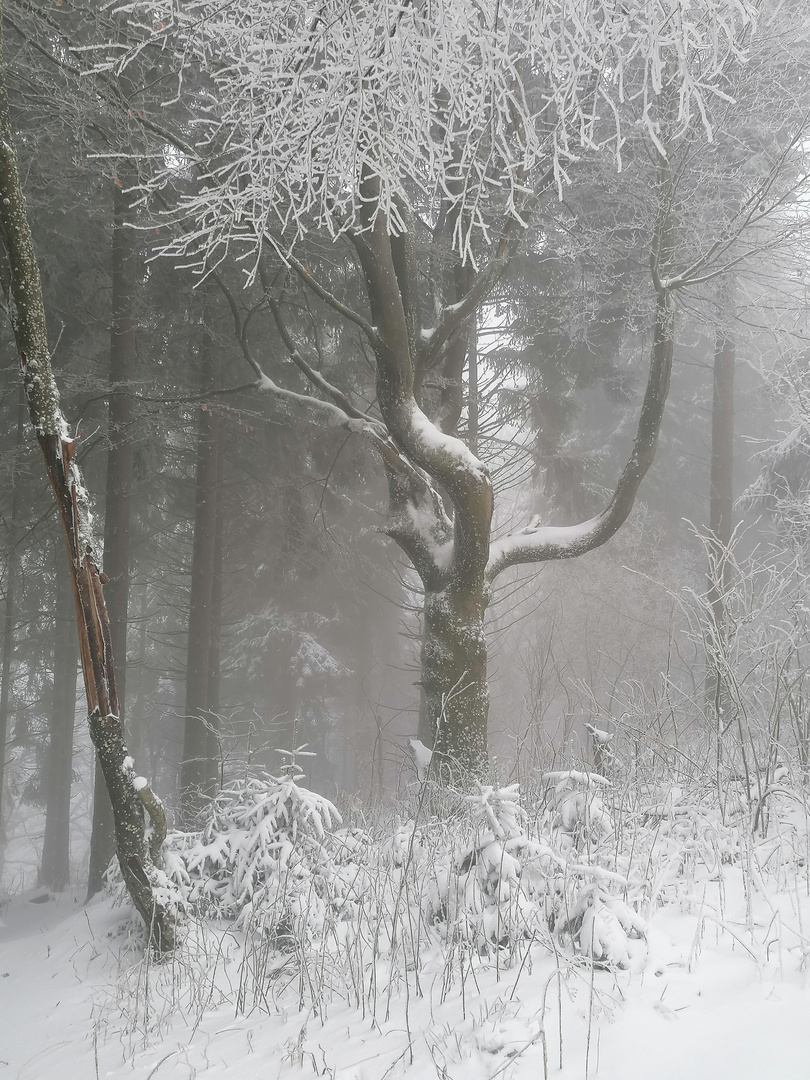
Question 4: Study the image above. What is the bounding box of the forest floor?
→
[2,868,810,1080]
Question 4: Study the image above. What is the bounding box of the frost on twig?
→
[104,0,756,273]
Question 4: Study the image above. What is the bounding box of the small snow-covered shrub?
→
[421,784,552,951]
[177,768,342,944]
[455,785,545,945]
[545,770,614,854]
[556,883,646,967]
[541,770,647,967]
[406,776,648,968]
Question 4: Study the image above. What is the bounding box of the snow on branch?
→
[487,282,676,582]
[110,0,757,274]
[487,514,608,579]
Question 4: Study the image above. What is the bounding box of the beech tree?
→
[100,0,808,768]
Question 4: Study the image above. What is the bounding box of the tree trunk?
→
[180,313,222,820]
[351,158,677,768]
[0,385,26,837]
[0,21,175,950]
[126,582,149,765]
[87,175,137,898]
[419,585,489,765]
[39,560,78,892]
[467,320,479,458]
[204,429,225,793]
[709,329,735,563]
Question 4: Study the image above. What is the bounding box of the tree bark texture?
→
[418,587,488,761]
[467,321,479,458]
[88,175,137,898]
[0,13,175,950]
[709,323,735,551]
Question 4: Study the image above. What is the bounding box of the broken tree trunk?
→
[0,8,176,951]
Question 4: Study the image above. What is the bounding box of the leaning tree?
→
[0,0,177,948]
[102,0,809,767]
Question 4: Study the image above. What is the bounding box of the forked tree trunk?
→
[359,153,677,769]
[0,21,175,950]
[245,118,681,770]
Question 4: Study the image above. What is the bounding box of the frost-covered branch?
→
[264,290,376,425]
[206,232,455,578]
[5,0,199,163]
[418,166,557,376]
[207,265,365,428]
[661,127,810,292]
[266,238,384,352]
[106,0,758,271]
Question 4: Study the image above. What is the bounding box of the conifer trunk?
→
[88,175,137,897]
[0,386,26,837]
[39,563,78,892]
[204,433,225,793]
[180,310,221,820]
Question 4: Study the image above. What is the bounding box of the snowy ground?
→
[2,872,810,1080]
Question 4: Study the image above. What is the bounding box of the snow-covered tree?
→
[102,0,810,767]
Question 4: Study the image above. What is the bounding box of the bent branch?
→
[487,151,678,585]
[486,287,676,583]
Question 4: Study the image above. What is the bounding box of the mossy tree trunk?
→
[419,586,488,763]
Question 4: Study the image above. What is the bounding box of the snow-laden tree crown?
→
[118,0,757,273]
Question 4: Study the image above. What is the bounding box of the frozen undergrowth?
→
[5,749,810,1079]
[97,756,810,1062]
